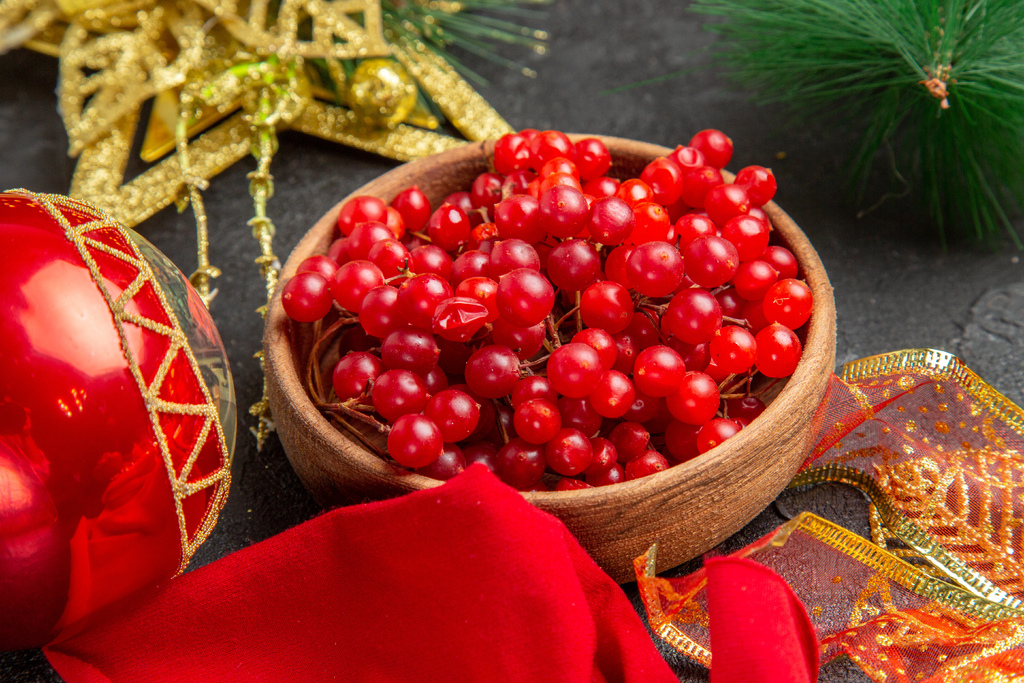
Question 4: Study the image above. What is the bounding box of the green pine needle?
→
[691,0,1024,247]
[382,1,550,85]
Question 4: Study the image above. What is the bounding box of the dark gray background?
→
[2,1,1023,680]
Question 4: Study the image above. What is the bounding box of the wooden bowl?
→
[264,136,836,583]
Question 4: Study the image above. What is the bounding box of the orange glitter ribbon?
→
[638,349,1024,681]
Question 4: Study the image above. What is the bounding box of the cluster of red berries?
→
[281,128,813,491]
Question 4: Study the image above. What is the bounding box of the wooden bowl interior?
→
[265,136,836,583]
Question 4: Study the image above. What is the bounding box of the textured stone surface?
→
[2,1,1023,680]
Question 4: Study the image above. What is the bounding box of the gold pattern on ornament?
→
[11,190,232,572]
[57,2,207,155]
[191,0,389,61]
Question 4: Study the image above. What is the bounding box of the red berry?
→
[450,250,491,286]
[663,289,722,344]
[494,194,544,243]
[372,369,429,422]
[664,420,700,463]
[669,145,706,170]
[726,395,766,425]
[588,370,635,418]
[455,276,499,322]
[427,204,472,252]
[763,279,814,329]
[574,138,612,180]
[465,345,521,398]
[633,345,687,397]
[680,166,724,208]
[666,371,720,425]
[626,241,684,297]
[471,172,504,210]
[547,342,603,398]
[297,254,339,281]
[735,165,777,206]
[332,351,383,400]
[629,201,672,244]
[582,176,620,199]
[604,244,634,288]
[496,437,546,489]
[358,285,402,339]
[710,325,757,375]
[762,245,799,280]
[281,271,333,322]
[555,477,593,491]
[704,184,751,227]
[689,129,734,169]
[731,260,779,301]
[496,268,555,327]
[391,185,432,234]
[490,317,546,359]
[558,396,604,436]
[625,450,669,480]
[511,376,557,408]
[684,236,740,289]
[586,196,634,245]
[489,238,540,279]
[721,214,770,262]
[580,281,633,334]
[547,239,601,291]
[388,414,443,468]
[332,260,385,313]
[537,185,590,239]
[545,428,593,476]
[424,388,481,442]
[587,463,625,487]
[432,296,490,342]
[494,133,532,175]
[615,178,654,207]
[381,328,440,375]
[416,444,466,481]
[513,398,562,444]
[571,327,618,371]
[586,437,618,475]
[640,156,685,205]
[755,323,802,378]
[696,418,741,454]
[529,130,575,167]
[396,272,453,330]
[608,421,649,463]
[337,195,387,236]
[408,244,453,280]
[675,213,717,250]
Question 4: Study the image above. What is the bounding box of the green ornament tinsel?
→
[691,0,1024,247]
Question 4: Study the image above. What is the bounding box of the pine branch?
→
[691,0,1024,246]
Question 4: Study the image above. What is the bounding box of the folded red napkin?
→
[44,464,677,683]
[705,557,818,683]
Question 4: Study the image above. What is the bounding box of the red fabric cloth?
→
[705,556,819,683]
[43,464,677,683]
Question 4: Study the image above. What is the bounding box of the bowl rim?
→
[264,135,837,505]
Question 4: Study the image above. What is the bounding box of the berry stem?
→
[638,307,673,344]
[520,353,552,369]
[553,304,581,330]
[492,399,511,444]
[575,290,583,333]
[321,401,391,434]
[305,315,358,404]
[327,414,387,458]
[545,312,563,348]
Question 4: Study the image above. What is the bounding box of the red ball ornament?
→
[0,191,235,650]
